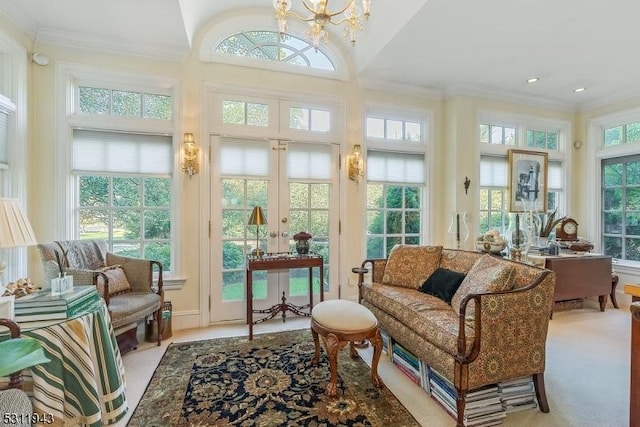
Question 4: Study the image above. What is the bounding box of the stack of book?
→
[391,341,422,386]
[429,367,506,427]
[14,285,100,323]
[498,376,538,414]
[379,329,391,356]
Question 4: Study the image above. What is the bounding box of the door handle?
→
[281,231,289,238]
[269,231,278,238]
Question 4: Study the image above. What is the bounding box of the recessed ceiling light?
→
[526,77,539,83]
[574,87,586,92]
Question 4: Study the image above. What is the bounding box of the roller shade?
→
[481,155,563,190]
[288,143,332,180]
[367,150,425,184]
[548,161,562,191]
[220,138,269,176]
[73,129,171,175]
[480,155,508,187]
[0,109,8,166]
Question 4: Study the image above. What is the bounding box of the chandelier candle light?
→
[273,0,371,50]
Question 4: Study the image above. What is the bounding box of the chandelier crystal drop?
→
[273,0,371,51]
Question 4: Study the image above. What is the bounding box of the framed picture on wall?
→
[508,149,548,212]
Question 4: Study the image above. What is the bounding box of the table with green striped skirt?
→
[5,299,127,426]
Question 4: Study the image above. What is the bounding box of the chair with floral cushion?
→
[37,240,164,354]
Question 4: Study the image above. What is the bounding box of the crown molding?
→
[357,76,444,100]
[0,1,37,39]
[578,90,640,113]
[446,85,578,113]
[36,27,190,62]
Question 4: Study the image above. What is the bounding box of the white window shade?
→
[548,161,562,191]
[288,143,332,180]
[0,108,9,166]
[367,151,425,184]
[480,155,508,187]
[220,138,269,176]
[73,130,171,175]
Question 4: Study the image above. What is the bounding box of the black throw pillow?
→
[419,268,466,304]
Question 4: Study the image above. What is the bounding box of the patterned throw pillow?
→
[96,265,132,296]
[450,254,516,316]
[382,245,443,289]
[419,268,466,304]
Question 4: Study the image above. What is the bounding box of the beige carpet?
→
[114,298,630,427]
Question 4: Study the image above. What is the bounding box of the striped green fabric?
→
[19,300,128,426]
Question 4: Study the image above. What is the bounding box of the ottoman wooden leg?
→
[311,328,320,365]
[349,341,358,359]
[369,328,383,388]
[323,333,347,397]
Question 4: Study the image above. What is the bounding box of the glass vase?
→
[447,211,469,249]
[295,239,310,255]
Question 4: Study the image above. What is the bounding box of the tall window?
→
[67,74,177,273]
[478,119,567,236]
[364,108,428,258]
[74,130,172,269]
[599,117,640,261]
[602,155,640,261]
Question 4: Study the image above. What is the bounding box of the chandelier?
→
[273,0,371,50]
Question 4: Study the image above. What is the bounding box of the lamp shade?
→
[248,206,267,226]
[0,198,37,248]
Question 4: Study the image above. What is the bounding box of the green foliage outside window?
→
[79,176,172,270]
[366,185,421,258]
[78,86,171,120]
[603,157,640,260]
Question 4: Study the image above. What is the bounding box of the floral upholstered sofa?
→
[355,245,555,427]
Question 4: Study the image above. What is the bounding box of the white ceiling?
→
[1,0,639,111]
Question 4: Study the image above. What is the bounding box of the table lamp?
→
[247,206,266,257]
[0,199,37,319]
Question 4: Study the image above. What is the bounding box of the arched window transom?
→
[215,31,335,71]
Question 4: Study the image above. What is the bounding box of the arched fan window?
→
[215,31,335,71]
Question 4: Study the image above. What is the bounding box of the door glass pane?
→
[289,182,330,296]
[221,178,268,302]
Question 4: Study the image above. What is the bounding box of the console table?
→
[543,255,613,311]
[1,299,127,426]
[246,253,324,340]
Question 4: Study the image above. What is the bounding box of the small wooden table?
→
[246,253,324,340]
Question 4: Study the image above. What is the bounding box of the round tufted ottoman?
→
[310,299,383,397]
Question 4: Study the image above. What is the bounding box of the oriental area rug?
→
[128,329,419,426]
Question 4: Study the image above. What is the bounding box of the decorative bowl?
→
[475,240,507,254]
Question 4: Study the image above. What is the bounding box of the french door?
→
[210,136,339,322]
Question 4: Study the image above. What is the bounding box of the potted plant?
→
[293,231,312,255]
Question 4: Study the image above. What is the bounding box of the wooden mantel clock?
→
[556,217,578,241]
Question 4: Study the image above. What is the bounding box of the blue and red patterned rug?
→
[128,329,418,426]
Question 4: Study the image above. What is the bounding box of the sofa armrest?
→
[456,270,555,389]
[359,258,388,284]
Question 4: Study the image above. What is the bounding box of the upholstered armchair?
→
[37,240,164,354]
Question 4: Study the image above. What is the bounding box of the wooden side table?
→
[246,253,324,340]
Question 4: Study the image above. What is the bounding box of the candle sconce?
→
[464,176,471,195]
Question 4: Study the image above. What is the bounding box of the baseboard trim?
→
[171,310,200,331]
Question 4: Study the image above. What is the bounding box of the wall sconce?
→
[348,144,364,182]
[181,133,199,177]
[464,176,471,194]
